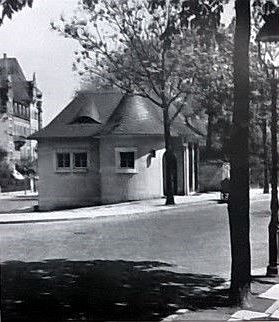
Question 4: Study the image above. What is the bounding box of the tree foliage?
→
[191,16,271,171]
[54,0,227,204]
[53,0,229,106]
[55,0,274,182]
[189,27,234,158]
[0,0,33,25]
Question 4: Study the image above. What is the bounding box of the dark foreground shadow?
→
[1,259,229,321]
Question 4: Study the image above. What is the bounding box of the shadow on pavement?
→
[1,259,229,321]
[252,275,279,286]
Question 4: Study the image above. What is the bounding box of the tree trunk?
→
[267,77,279,276]
[262,119,269,194]
[163,106,175,205]
[228,0,251,307]
[206,106,214,159]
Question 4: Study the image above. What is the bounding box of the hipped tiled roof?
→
[100,95,165,135]
[30,91,204,141]
[0,57,32,103]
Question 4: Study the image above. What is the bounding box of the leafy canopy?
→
[0,0,33,25]
[53,0,226,111]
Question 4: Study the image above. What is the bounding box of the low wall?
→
[199,161,230,192]
[0,178,30,192]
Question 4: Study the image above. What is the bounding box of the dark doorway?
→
[163,152,178,196]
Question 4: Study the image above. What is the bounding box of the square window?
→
[115,148,137,173]
[120,152,135,168]
[57,153,70,169]
[74,152,88,168]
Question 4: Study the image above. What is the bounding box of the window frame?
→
[115,147,138,174]
[56,152,71,171]
[54,150,89,173]
[73,152,88,171]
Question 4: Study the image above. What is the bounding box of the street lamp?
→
[256,12,279,276]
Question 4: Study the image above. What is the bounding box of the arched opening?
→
[163,152,178,196]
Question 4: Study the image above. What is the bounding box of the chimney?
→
[3,53,7,59]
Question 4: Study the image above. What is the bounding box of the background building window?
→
[73,152,87,168]
[56,153,70,169]
[120,152,135,168]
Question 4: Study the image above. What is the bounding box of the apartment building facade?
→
[0,54,42,168]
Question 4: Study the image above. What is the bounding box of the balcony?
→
[13,136,26,151]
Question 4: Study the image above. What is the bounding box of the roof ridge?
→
[78,90,122,95]
[0,57,16,60]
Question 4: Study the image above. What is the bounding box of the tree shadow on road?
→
[1,259,229,321]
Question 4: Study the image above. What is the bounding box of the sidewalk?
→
[162,274,279,321]
[0,188,269,224]
[0,190,38,198]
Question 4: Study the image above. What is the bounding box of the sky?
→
[0,0,79,125]
[0,0,234,126]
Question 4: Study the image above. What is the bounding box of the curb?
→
[0,216,92,225]
[0,199,219,225]
[0,192,270,225]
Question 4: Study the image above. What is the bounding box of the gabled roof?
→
[30,91,204,140]
[0,57,32,103]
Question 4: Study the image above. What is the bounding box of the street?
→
[0,198,270,321]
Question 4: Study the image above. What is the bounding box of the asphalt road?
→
[0,198,270,275]
[0,198,271,321]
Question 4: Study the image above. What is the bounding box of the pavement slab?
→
[229,310,269,320]
[259,284,279,300]
[162,279,279,321]
[271,308,279,319]
[265,300,279,314]
[226,283,279,321]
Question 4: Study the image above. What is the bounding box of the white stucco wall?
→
[37,138,100,210]
[100,136,165,204]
